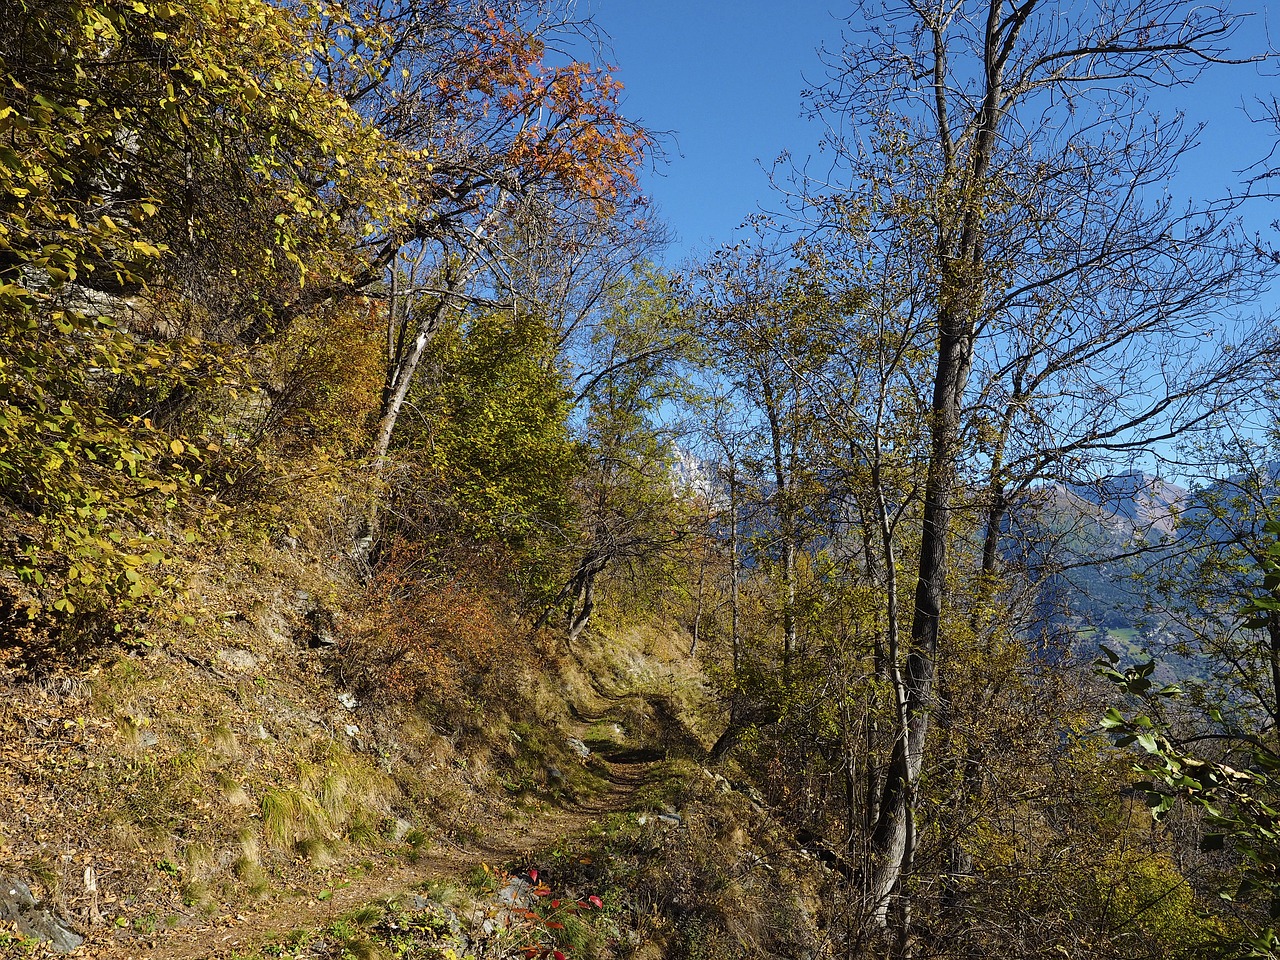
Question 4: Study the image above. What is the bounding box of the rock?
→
[657,811,683,826]
[134,728,159,750]
[706,770,733,793]
[497,876,532,907]
[304,607,336,648]
[731,779,767,810]
[566,736,590,759]
[0,876,84,954]
[337,692,359,710]
[215,647,258,672]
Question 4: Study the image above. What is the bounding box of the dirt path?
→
[84,736,662,960]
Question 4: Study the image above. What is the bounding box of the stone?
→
[0,875,84,953]
[497,876,532,906]
[134,728,160,750]
[215,647,258,672]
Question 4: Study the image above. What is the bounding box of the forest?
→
[4,0,1280,958]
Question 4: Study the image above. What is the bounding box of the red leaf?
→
[529,868,538,882]
[554,953,566,960]
[550,899,561,908]
[588,895,603,909]
[547,921,565,929]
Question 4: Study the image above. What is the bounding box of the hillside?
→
[1012,466,1280,665]
[1,535,832,959]
[7,0,1280,956]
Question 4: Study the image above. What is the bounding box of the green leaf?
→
[1101,707,1125,730]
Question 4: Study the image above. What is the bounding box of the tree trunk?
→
[860,3,1002,936]
[760,376,798,678]
[566,570,597,646]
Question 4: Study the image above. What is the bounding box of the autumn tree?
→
[1102,514,1280,957]
[793,0,1278,944]
[694,238,844,682]
[308,0,652,465]
[391,305,579,603]
[0,0,405,624]
[537,266,695,643]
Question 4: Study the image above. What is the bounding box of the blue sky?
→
[589,2,838,257]
[590,2,1280,263]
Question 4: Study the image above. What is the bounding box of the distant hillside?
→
[1064,470,1187,540]
[1009,465,1279,665]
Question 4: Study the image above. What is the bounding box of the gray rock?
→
[215,647,258,672]
[566,736,590,758]
[135,728,160,749]
[497,876,532,907]
[0,876,84,953]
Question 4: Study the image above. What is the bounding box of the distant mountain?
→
[1011,464,1280,666]
[1063,470,1186,540]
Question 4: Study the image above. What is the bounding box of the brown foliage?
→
[335,540,540,715]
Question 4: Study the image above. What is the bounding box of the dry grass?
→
[0,514,781,960]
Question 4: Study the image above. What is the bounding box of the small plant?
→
[326,917,381,960]
[509,869,607,959]
[416,877,463,908]
[343,904,384,927]
[261,787,327,848]
[0,927,40,957]
[133,911,160,935]
[180,879,213,908]
[466,863,499,894]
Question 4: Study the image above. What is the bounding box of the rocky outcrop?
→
[0,875,84,953]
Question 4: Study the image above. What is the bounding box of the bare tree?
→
[795,0,1276,946]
